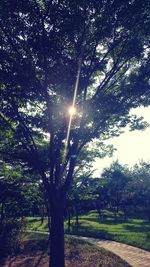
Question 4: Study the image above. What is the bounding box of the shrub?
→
[0,217,26,257]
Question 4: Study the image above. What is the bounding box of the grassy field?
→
[26,210,150,251]
[26,217,49,232]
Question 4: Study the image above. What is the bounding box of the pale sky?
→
[93,106,150,176]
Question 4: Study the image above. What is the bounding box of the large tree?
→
[0,0,150,266]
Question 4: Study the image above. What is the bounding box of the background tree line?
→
[1,159,149,227]
[66,160,150,226]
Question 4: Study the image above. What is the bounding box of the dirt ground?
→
[1,239,130,267]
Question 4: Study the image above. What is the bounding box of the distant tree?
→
[67,175,98,229]
[0,1,150,265]
[94,178,110,220]
[101,161,130,219]
[66,142,114,227]
[129,161,150,220]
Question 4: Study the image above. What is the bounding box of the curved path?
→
[70,235,150,267]
[26,231,150,267]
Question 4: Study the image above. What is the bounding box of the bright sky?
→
[93,106,150,176]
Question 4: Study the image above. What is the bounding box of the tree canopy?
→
[0,0,150,266]
[1,0,150,181]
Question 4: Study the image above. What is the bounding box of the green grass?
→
[23,231,49,241]
[25,211,150,251]
[26,217,48,232]
[65,212,150,251]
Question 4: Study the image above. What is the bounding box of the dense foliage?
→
[0,0,150,266]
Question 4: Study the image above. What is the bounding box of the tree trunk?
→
[113,207,117,221]
[68,207,71,232]
[41,204,45,224]
[122,204,127,221]
[96,201,102,221]
[75,205,79,227]
[49,198,65,267]
[0,201,5,224]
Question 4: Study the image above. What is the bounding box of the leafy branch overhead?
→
[0,0,150,189]
[1,1,150,266]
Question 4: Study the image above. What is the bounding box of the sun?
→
[68,106,76,116]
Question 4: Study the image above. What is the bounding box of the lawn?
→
[26,217,49,232]
[26,210,150,251]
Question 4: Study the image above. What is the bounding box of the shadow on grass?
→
[66,223,112,240]
[24,232,48,241]
[123,222,150,233]
[28,218,41,223]
[146,232,150,242]
[76,217,128,225]
[42,223,48,229]
[65,217,150,250]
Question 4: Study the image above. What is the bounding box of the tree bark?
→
[75,204,79,227]
[0,201,5,224]
[68,207,71,233]
[49,197,65,267]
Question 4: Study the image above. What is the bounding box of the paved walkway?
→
[70,235,150,267]
[26,231,150,267]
